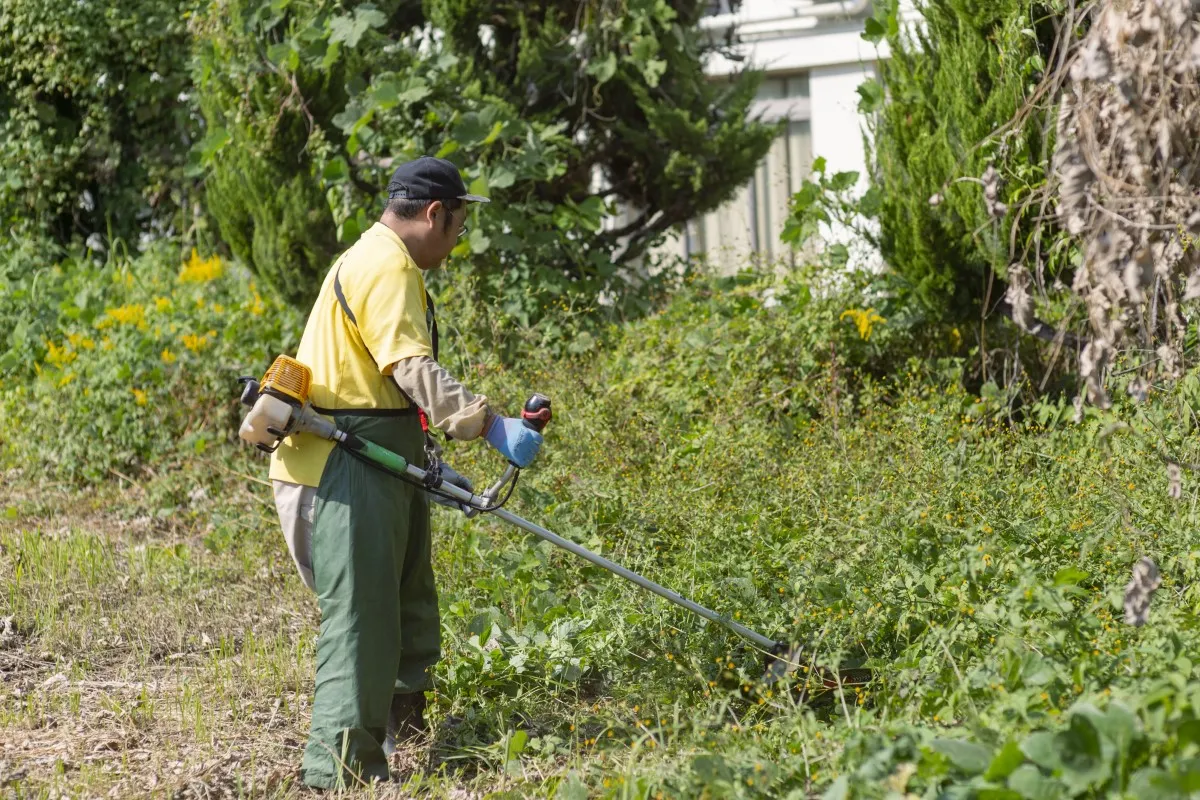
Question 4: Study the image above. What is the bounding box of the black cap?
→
[386,156,489,203]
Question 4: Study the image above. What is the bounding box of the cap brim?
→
[459,193,490,203]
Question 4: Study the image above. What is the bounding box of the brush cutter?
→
[237,355,872,699]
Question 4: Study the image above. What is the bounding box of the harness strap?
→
[332,264,438,437]
[333,267,439,361]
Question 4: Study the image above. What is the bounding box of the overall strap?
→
[333,267,438,362]
[332,266,438,433]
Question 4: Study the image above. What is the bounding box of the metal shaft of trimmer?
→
[395,460,777,651]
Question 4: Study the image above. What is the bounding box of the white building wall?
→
[809,62,874,193]
[662,0,911,272]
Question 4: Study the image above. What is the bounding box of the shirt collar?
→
[368,221,412,257]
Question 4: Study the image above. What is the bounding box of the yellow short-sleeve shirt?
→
[269,223,433,487]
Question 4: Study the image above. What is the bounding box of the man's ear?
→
[425,200,444,229]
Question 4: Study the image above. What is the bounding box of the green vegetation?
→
[4,246,1200,797]
[836,0,1067,325]
[6,1,1200,797]
[196,0,776,319]
[0,240,298,482]
[0,0,198,240]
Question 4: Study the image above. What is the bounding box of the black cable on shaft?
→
[337,440,518,513]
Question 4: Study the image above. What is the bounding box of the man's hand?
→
[484,416,544,467]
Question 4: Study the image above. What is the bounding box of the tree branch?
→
[994,297,1086,348]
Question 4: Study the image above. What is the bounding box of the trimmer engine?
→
[238,355,336,452]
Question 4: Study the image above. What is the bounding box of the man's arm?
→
[390,356,495,440]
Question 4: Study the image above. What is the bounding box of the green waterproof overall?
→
[301,411,439,789]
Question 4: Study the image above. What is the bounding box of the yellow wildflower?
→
[248,291,265,316]
[131,388,148,406]
[101,337,114,351]
[212,303,225,314]
[45,340,77,367]
[155,297,173,313]
[179,248,224,283]
[101,303,148,331]
[840,308,886,340]
[182,333,210,353]
[58,371,76,388]
[161,349,177,364]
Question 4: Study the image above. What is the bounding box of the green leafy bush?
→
[417,267,1200,797]
[193,0,777,333]
[0,0,199,241]
[0,239,301,482]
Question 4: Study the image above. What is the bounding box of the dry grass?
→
[0,470,499,799]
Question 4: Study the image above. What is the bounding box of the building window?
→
[682,73,812,271]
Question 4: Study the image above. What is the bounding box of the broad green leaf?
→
[1056,714,1110,792]
[198,127,230,161]
[932,739,992,775]
[691,754,729,782]
[1008,765,1062,800]
[337,217,361,243]
[468,175,489,198]
[822,775,849,800]
[978,790,1022,800]
[862,16,887,43]
[1053,566,1089,586]
[1179,758,1200,792]
[467,228,491,254]
[505,729,528,763]
[830,171,860,192]
[986,740,1027,781]
[1129,768,1181,800]
[481,120,506,146]
[587,52,618,85]
[397,81,431,105]
[567,331,596,354]
[555,772,589,800]
[1021,733,1059,770]
[856,79,885,113]
[1072,701,1137,753]
[332,101,366,134]
[489,165,517,189]
[328,5,385,48]
[372,78,400,107]
[267,41,293,66]
[322,40,341,70]
[322,157,349,182]
[642,58,667,87]
[1180,719,1200,747]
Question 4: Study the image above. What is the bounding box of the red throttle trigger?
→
[521,394,552,433]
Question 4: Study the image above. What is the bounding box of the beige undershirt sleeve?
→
[390,356,493,441]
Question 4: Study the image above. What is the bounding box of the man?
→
[268,156,544,789]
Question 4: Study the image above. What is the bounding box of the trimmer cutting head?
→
[759,641,874,705]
